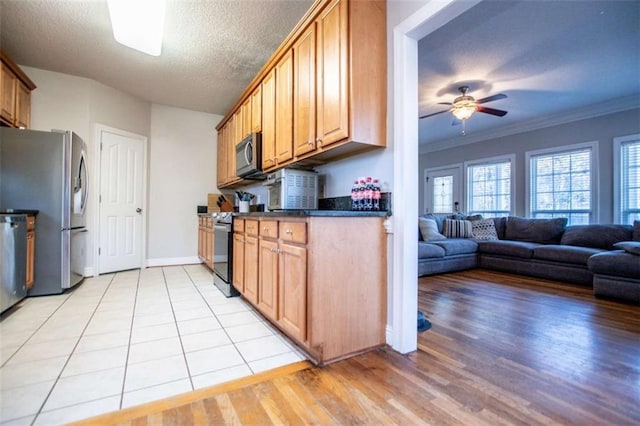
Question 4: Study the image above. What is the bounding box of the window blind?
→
[530,147,592,225]
[621,139,640,224]
[467,160,511,218]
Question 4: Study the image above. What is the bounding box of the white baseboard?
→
[83,267,95,277]
[386,324,393,345]
[146,256,201,267]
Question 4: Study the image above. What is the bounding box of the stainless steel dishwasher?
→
[1,214,27,314]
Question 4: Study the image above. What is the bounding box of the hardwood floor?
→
[75,270,640,425]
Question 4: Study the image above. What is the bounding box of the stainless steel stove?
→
[211,212,239,297]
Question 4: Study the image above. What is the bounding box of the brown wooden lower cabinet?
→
[26,215,35,289]
[197,215,214,269]
[233,215,386,364]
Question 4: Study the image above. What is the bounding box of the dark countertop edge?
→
[233,210,390,217]
[0,209,39,216]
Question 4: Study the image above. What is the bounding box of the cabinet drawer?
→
[199,216,205,226]
[279,221,306,244]
[234,218,245,233]
[26,215,35,231]
[260,220,279,239]
[245,220,259,236]
[205,217,213,228]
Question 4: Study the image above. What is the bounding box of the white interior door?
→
[424,166,462,214]
[98,129,144,274]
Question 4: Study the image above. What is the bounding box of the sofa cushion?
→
[419,218,446,242]
[418,242,446,259]
[471,218,499,240]
[533,245,605,266]
[613,241,640,255]
[492,217,507,240]
[443,219,473,238]
[477,240,542,259]
[560,224,632,250]
[432,239,478,256]
[505,216,567,244]
[634,220,640,241]
[588,251,640,279]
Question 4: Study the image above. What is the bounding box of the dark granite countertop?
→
[0,209,39,216]
[234,210,389,218]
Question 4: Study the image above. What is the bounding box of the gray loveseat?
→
[418,215,640,304]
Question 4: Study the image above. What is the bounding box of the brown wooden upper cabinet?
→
[250,86,262,133]
[0,51,36,129]
[215,0,386,188]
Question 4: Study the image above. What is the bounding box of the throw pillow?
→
[419,218,446,241]
[634,220,640,241]
[613,241,640,255]
[505,216,568,244]
[465,214,484,222]
[442,219,473,238]
[471,218,499,240]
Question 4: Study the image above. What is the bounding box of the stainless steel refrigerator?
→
[0,128,88,296]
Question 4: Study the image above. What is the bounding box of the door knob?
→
[136,208,142,213]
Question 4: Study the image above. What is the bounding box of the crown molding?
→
[420,95,640,154]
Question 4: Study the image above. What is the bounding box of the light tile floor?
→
[0,265,305,425]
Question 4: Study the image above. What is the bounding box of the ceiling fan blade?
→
[476,105,508,117]
[437,102,453,105]
[451,117,462,126]
[419,109,450,119]
[476,93,507,104]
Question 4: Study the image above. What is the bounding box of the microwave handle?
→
[244,141,252,165]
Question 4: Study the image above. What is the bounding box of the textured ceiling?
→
[418,0,640,149]
[0,0,313,115]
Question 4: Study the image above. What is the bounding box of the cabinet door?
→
[275,50,293,164]
[258,238,279,319]
[251,86,262,133]
[316,0,349,148]
[198,218,204,261]
[244,235,259,304]
[242,97,252,139]
[0,63,16,125]
[261,69,277,170]
[205,223,214,268]
[226,120,238,183]
[293,24,317,157]
[216,127,227,187]
[278,243,307,341]
[232,233,245,293]
[26,231,35,289]
[15,81,30,129]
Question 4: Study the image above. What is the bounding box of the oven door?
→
[213,223,231,283]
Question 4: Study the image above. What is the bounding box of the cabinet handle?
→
[307,140,313,146]
[263,227,269,232]
[316,138,322,144]
[285,229,292,235]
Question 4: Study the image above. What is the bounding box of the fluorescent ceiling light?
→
[107,0,166,56]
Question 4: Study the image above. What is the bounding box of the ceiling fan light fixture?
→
[452,101,476,120]
[107,0,166,56]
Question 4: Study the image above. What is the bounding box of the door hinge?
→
[99,195,101,203]
[98,248,101,255]
[100,142,103,151]
[426,176,429,183]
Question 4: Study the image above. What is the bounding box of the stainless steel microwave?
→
[235,132,264,178]
[264,168,318,210]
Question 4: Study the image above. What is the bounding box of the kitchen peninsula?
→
[233,211,387,364]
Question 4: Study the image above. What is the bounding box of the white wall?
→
[23,66,220,273]
[147,104,221,264]
[22,66,152,276]
[419,108,640,223]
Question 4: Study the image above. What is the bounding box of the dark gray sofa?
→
[418,215,640,303]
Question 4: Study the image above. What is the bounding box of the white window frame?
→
[613,133,640,224]
[464,154,515,218]
[424,164,463,214]
[525,141,599,224]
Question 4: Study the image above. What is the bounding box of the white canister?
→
[239,200,250,213]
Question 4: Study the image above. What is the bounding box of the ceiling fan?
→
[420,86,508,123]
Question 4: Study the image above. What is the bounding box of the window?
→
[432,175,453,213]
[527,142,597,225]
[465,155,514,218]
[614,134,640,224]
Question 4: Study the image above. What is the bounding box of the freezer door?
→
[68,227,87,288]
[70,132,88,229]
